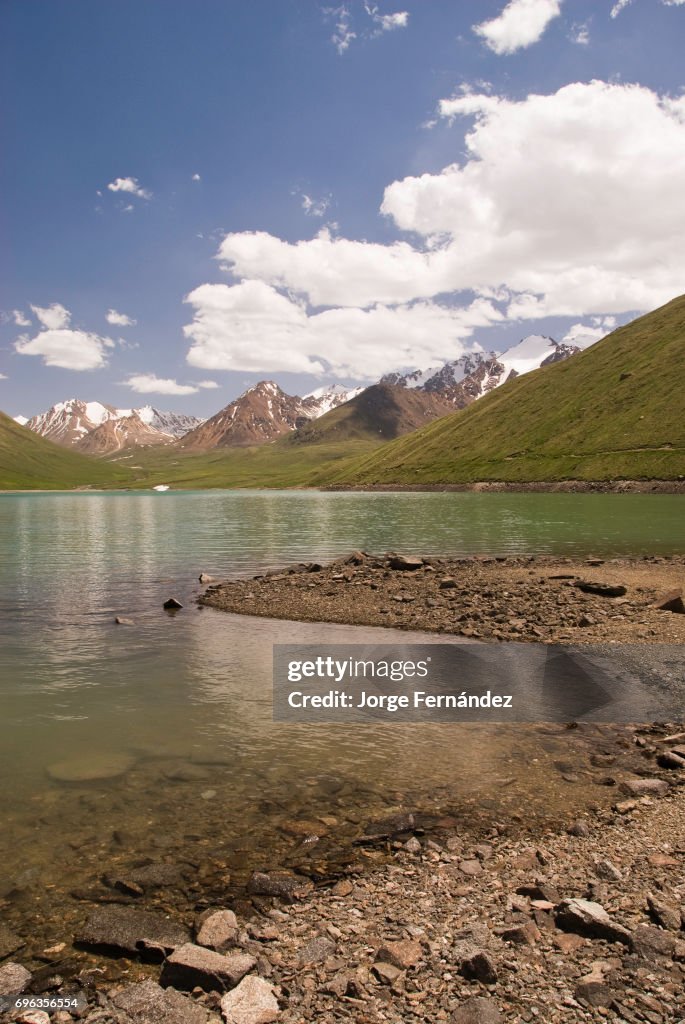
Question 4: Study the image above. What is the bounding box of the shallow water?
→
[0,489,682,947]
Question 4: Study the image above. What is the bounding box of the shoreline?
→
[199,552,685,645]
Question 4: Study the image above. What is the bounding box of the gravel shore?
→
[199,552,685,645]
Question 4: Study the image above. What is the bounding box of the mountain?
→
[322,295,685,484]
[178,381,313,449]
[301,384,364,417]
[289,383,455,444]
[23,399,204,454]
[381,336,581,408]
[0,411,127,490]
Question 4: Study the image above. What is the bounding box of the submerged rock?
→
[0,924,24,958]
[0,961,31,996]
[163,597,183,610]
[47,752,136,783]
[75,905,190,958]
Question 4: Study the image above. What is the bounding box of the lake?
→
[0,489,683,955]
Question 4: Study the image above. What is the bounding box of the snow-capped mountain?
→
[23,399,205,453]
[13,415,29,426]
[179,381,313,449]
[382,336,582,408]
[301,384,364,417]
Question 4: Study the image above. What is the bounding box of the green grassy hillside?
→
[317,294,685,485]
[108,439,379,489]
[0,412,129,489]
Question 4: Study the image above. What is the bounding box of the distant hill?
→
[289,383,455,444]
[321,294,685,485]
[0,411,127,489]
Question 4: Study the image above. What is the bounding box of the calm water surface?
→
[0,490,682,935]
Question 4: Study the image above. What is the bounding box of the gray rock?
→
[594,859,622,881]
[647,893,682,931]
[452,996,502,1023]
[652,589,685,613]
[555,898,632,945]
[459,950,498,985]
[163,598,183,610]
[111,979,213,1023]
[297,934,335,965]
[105,862,186,894]
[574,981,614,1008]
[361,811,416,839]
[439,578,458,589]
[372,961,403,985]
[0,962,31,995]
[220,975,280,1024]
[160,943,255,992]
[196,910,239,951]
[574,581,627,597]
[631,924,676,959]
[657,751,685,769]
[0,924,24,958]
[246,872,313,902]
[389,555,424,571]
[619,778,670,798]
[568,820,590,837]
[75,905,190,958]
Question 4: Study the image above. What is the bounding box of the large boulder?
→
[160,943,255,993]
[555,899,632,945]
[75,905,190,959]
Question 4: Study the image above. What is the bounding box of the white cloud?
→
[570,22,589,44]
[197,379,220,389]
[15,329,113,370]
[106,309,136,327]
[184,279,500,379]
[301,193,331,217]
[123,374,202,396]
[474,0,561,55]
[12,309,31,326]
[30,303,71,330]
[107,176,152,200]
[328,5,356,53]
[610,0,632,16]
[560,317,616,349]
[364,4,409,32]
[192,173,201,181]
[0,373,7,380]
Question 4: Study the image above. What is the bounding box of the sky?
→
[1,0,684,419]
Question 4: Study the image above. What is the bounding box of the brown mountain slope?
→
[75,413,173,454]
[288,383,455,444]
[179,381,310,449]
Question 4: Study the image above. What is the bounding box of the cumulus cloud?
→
[570,22,589,44]
[328,5,356,53]
[474,0,561,55]
[0,373,7,380]
[107,176,152,200]
[184,279,500,379]
[325,3,408,53]
[15,329,113,371]
[123,374,204,396]
[610,0,632,15]
[12,310,31,326]
[106,309,136,327]
[197,380,220,389]
[192,173,201,181]
[560,316,617,349]
[31,303,71,330]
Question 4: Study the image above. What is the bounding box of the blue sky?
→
[1,0,684,418]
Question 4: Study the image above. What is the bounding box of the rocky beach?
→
[199,551,685,645]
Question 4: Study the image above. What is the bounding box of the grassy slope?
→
[0,412,129,489]
[107,439,380,489]
[317,294,685,485]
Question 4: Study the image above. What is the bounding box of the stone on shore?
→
[619,778,670,798]
[388,554,424,571]
[0,961,31,995]
[196,909,239,951]
[631,924,677,959]
[375,938,423,969]
[246,871,313,902]
[555,898,632,944]
[75,905,190,958]
[111,979,215,1024]
[652,589,685,613]
[451,995,502,1023]
[159,943,255,992]
[574,581,628,597]
[220,976,280,1024]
